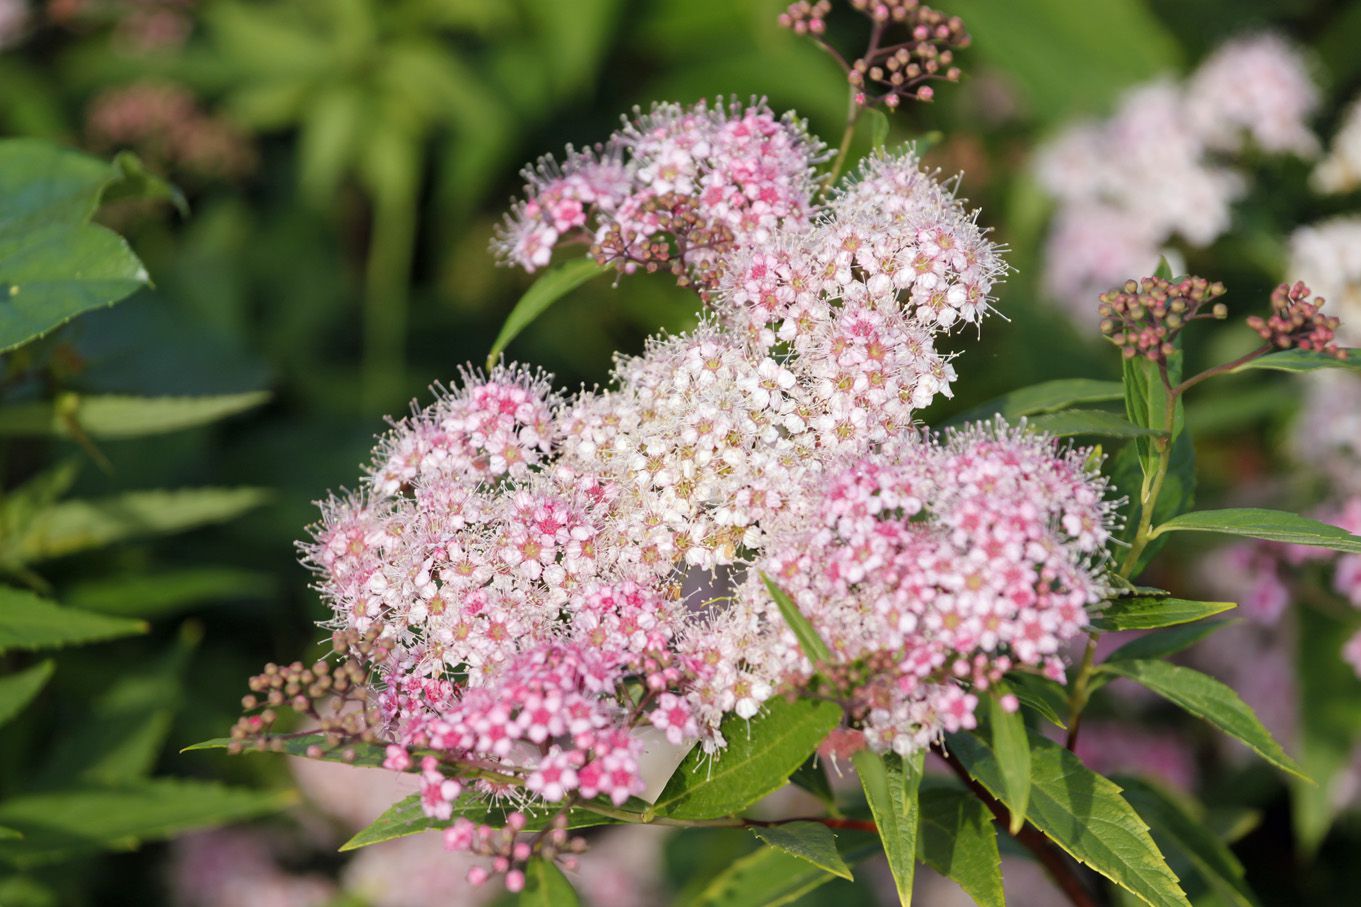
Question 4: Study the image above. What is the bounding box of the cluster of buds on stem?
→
[228,628,387,757]
[591,192,736,292]
[1098,275,1228,363]
[781,0,968,108]
[451,812,588,893]
[1247,281,1345,357]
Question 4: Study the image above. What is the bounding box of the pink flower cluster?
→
[1035,34,1319,322]
[683,421,1115,755]
[494,99,824,281]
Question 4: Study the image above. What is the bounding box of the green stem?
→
[823,86,862,194]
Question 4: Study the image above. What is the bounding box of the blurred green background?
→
[4,0,1361,904]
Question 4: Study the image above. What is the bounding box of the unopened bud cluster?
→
[782,0,968,108]
[1098,275,1228,362]
[1247,281,1345,357]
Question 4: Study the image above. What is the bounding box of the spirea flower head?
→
[1288,217,1361,345]
[1184,33,1320,157]
[680,420,1116,756]
[493,98,826,288]
[1314,96,1361,194]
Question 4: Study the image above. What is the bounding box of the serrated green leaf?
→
[950,378,1124,424]
[1229,348,1360,375]
[1150,508,1361,554]
[918,786,1004,907]
[1103,621,1227,664]
[853,748,922,906]
[763,573,831,664]
[0,586,146,654]
[0,780,292,866]
[0,392,269,439]
[1006,672,1069,729]
[1118,777,1258,907]
[519,858,580,906]
[1093,597,1236,631]
[950,731,1189,907]
[1291,606,1361,855]
[988,687,1030,834]
[1099,659,1304,780]
[1028,409,1161,439]
[0,660,54,728]
[8,487,268,564]
[652,698,842,820]
[339,791,623,851]
[63,567,275,618]
[749,822,852,881]
[486,258,605,369]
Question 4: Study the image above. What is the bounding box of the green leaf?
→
[0,780,292,866]
[104,151,189,216]
[988,688,1030,834]
[486,258,605,369]
[1229,348,1361,375]
[763,573,831,664]
[519,858,580,906]
[1149,508,1361,554]
[7,487,269,564]
[1093,596,1236,631]
[1291,605,1361,855]
[0,392,270,439]
[853,748,923,906]
[863,108,891,149]
[339,791,623,851]
[749,822,852,881]
[63,567,275,618]
[789,755,836,810]
[183,732,388,768]
[917,786,1004,907]
[950,378,1124,424]
[1028,409,1160,439]
[0,223,149,353]
[0,827,20,841]
[0,586,146,654]
[1099,659,1304,780]
[1103,621,1227,664]
[0,660,54,728]
[1118,777,1258,907]
[950,731,1189,907]
[1006,672,1069,729]
[0,139,112,232]
[652,698,842,820]
[692,841,878,907]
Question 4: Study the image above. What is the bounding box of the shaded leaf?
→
[519,858,580,906]
[749,821,852,881]
[692,841,877,907]
[1099,660,1304,779]
[652,698,841,820]
[1103,621,1227,664]
[918,785,1004,907]
[486,258,605,369]
[1150,508,1361,554]
[789,755,836,810]
[1028,409,1160,439]
[0,660,54,728]
[951,378,1124,424]
[63,567,275,618]
[950,731,1189,907]
[0,392,269,439]
[853,748,922,906]
[1006,672,1068,729]
[0,586,145,654]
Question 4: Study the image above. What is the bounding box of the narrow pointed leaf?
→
[951,378,1124,424]
[917,785,1004,907]
[763,573,831,664]
[1104,620,1227,663]
[853,748,923,906]
[652,698,841,819]
[1100,659,1305,779]
[1150,508,1361,554]
[693,843,875,907]
[0,586,146,654]
[486,257,604,369]
[1093,596,1236,631]
[750,822,852,880]
[988,688,1030,833]
[183,733,388,768]
[1006,672,1069,728]
[0,392,269,439]
[1229,348,1360,374]
[950,731,1190,907]
[1028,409,1160,439]
[519,858,580,906]
[0,660,54,727]
[64,567,275,618]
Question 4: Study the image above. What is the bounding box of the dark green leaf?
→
[0,392,270,439]
[749,821,852,880]
[1093,596,1236,631]
[789,755,836,809]
[763,573,831,664]
[1103,621,1227,663]
[1118,777,1258,907]
[691,843,867,907]
[1230,348,1361,375]
[950,731,1189,907]
[853,748,923,906]
[0,586,146,654]
[918,786,1004,907]
[0,139,111,232]
[0,780,292,866]
[0,660,54,728]
[1028,408,1160,439]
[950,378,1124,424]
[988,688,1030,834]
[1150,508,1361,554]
[519,858,580,906]
[1006,672,1069,729]
[652,698,841,820]
[1099,659,1304,779]
[104,152,189,216]
[486,258,605,369]
[63,567,275,618]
